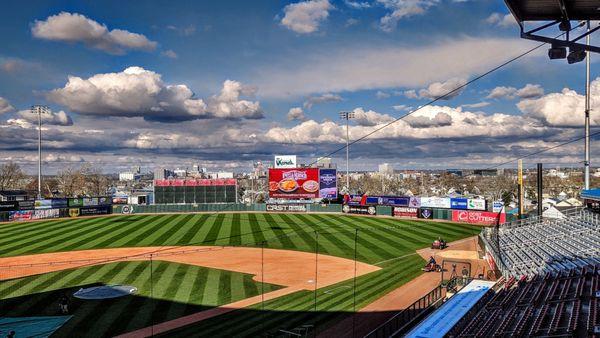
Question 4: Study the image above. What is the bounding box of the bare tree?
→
[0,162,27,191]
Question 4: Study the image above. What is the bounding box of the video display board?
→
[318,169,337,199]
[268,168,319,199]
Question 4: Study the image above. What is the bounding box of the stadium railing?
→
[363,285,444,338]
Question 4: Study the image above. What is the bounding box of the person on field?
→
[462,267,469,285]
[428,256,436,267]
[58,294,69,314]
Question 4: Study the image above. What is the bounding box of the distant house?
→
[0,190,30,202]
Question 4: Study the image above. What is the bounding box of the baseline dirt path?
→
[0,246,380,337]
[319,236,491,337]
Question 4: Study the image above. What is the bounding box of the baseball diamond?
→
[0,212,481,337]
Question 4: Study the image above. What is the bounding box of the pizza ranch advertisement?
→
[269,168,320,199]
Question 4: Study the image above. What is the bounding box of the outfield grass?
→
[0,213,480,336]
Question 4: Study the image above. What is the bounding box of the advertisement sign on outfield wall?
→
[0,201,19,212]
[318,169,337,199]
[409,197,421,208]
[420,197,451,209]
[450,198,468,210]
[18,200,34,210]
[266,204,307,212]
[467,199,486,211]
[418,207,434,219]
[377,196,410,207]
[79,206,112,216]
[451,210,506,226]
[492,201,504,213]
[342,205,376,215]
[393,206,418,218]
[269,168,320,199]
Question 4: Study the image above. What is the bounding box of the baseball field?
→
[0,212,480,337]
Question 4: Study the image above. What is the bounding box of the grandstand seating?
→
[481,208,600,278]
[449,264,600,337]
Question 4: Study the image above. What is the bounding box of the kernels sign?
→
[269,168,319,198]
[274,155,297,168]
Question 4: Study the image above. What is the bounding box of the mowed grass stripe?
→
[276,214,320,253]
[142,214,196,246]
[161,264,202,324]
[246,213,267,245]
[149,262,190,325]
[201,268,221,305]
[114,214,181,247]
[89,261,157,336]
[261,214,299,249]
[0,216,117,255]
[308,214,382,262]
[118,261,171,333]
[173,214,211,245]
[75,215,169,250]
[12,215,154,256]
[287,214,350,258]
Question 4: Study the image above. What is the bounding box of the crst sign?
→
[452,210,505,226]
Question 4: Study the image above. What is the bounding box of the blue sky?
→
[0,0,598,173]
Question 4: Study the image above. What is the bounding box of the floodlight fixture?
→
[567,46,586,64]
[548,45,567,59]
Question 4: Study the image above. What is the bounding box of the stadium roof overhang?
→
[504,0,600,59]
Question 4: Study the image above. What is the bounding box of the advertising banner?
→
[393,206,418,218]
[467,199,486,211]
[34,199,53,209]
[112,197,128,204]
[492,201,504,213]
[51,198,68,208]
[98,197,111,206]
[266,204,307,212]
[80,206,112,216]
[420,197,451,209]
[33,209,60,220]
[318,169,337,199]
[68,198,84,207]
[450,198,468,210]
[18,200,34,210]
[418,207,434,219]
[409,197,421,208]
[83,198,99,207]
[274,155,297,168]
[452,210,506,226]
[269,168,320,199]
[377,196,410,207]
[342,205,377,215]
[0,201,19,212]
[9,210,33,221]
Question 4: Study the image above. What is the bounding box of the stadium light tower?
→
[585,20,591,190]
[339,111,355,193]
[31,105,49,199]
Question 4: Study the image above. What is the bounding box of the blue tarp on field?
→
[0,316,72,338]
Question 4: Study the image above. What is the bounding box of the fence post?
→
[352,228,359,338]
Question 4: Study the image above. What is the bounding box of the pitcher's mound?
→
[73,285,137,300]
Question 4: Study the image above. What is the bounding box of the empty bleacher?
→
[449,264,600,337]
[481,208,600,278]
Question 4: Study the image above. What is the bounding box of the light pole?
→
[584,20,591,190]
[339,111,355,194]
[31,105,49,199]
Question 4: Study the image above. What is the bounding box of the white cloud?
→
[345,1,371,9]
[256,37,528,98]
[376,90,391,99]
[377,0,439,32]
[265,104,549,144]
[161,50,178,59]
[517,78,600,127]
[352,107,395,126]
[303,93,342,109]
[415,77,467,100]
[47,67,262,121]
[287,107,306,121]
[392,104,411,111]
[461,102,490,109]
[0,97,14,114]
[281,0,332,34]
[485,12,516,28]
[487,84,544,100]
[16,109,73,126]
[31,12,157,54]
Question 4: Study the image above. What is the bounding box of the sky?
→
[0,0,599,174]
